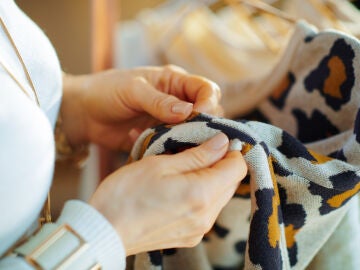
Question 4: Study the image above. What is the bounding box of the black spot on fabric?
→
[248,189,282,270]
[235,240,247,254]
[202,235,210,242]
[272,160,292,177]
[277,203,284,225]
[292,109,340,143]
[304,39,355,111]
[283,204,306,229]
[147,125,172,149]
[213,266,239,270]
[243,174,250,185]
[304,35,315,43]
[330,171,360,190]
[329,149,347,162]
[270,72,296,109]
[186,112,213,123]
[308,171,360,214]
[163,248,177,256]
[161,138,198,154]
[277,131,316,161]
[240,109,271,124]
[207,121,257,145]
[288,244,298,267]
[354,108,360,143]
[260,141,270,156]
[278,185,306,266]
[213,222,230,238]
[148,250,162,266]
[352,0,360,9]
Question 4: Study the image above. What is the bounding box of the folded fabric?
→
[127,20,360,270]
[135,4,292,96]
[128,112,359,270]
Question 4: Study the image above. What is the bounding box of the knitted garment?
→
[128,22,360,270]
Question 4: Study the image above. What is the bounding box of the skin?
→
[61,65,247,256]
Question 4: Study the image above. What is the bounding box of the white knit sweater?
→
[0,1,125,269]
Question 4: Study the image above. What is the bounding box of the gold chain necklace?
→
[0,16,52,225]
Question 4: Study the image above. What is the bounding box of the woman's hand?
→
[61,66,223,151]
[89,133,247,255]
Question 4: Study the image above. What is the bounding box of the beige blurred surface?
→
[16,0,92,74]
[120,0,165,20]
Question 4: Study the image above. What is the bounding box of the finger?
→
[163,133,229,173]
[129,76,194,123]
[191,82,222,115]
[172,74,221,115]
[144,65,222,115]
[187,151,247,189]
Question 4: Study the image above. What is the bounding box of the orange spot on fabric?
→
[323,56,346,99]
[236,182,251,196]
[285,224,299,249]
[186,111,200,121]
[327,182,360,208]
[139,132,156,159]
[268,157,281,248]
[241,143,253,155]
[308,150,334,164]
[126,156,133,164]
[272,75,290,100]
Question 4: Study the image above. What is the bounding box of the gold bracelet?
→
[55,115,89,167]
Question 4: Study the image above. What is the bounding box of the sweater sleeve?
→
[0,200,126,270]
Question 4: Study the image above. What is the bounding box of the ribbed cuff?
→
[57,200,126,270]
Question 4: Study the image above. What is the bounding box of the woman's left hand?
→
[61,65,223,152]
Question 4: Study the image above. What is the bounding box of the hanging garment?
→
[127,21,360,270]
[118,1,360,120]
[281,0,360,38]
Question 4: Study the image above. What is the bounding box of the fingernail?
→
[171,102,193,115]
[206,133,229,150]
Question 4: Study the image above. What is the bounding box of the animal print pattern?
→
[127,22,360,270]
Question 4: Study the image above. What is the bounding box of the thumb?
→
[164,133,229,173]
[130,77,193,123]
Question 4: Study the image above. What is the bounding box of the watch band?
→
[14,223,100,270]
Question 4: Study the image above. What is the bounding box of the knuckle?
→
[188,148,208,168]
[131,76,146,87]
[151,95,173,111]
[186,186,209,212]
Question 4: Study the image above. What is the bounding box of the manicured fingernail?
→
[171,102,193,115]
[206,133,229,150]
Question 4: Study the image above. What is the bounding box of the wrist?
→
[57,73,90,165]
[61,73,88,146]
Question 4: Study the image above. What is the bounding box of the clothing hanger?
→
[154,0,297,54]
[221,0,296,53]
[307,0,348,32]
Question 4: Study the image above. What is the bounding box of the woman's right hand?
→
[89,133,247,256]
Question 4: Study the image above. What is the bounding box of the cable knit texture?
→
[57,200,126,270]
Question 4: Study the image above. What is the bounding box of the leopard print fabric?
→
[128,22,360,270]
